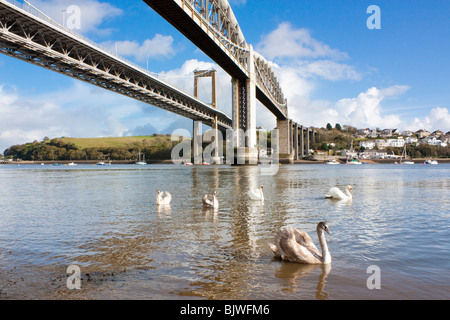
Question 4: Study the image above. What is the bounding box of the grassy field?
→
[53,136,171,149]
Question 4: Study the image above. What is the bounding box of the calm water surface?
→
[0,163,449,300]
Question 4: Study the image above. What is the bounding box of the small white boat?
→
[135,150,147,165]
[346,157,362,165]
[325,159,340,165]
[184,162,193,166]
[96,161,105,166]
[398,145,414,165]
[67,162,77,166]
[425,159,438,165]
[201,162,210,165]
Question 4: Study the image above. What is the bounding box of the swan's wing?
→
[248,189,260,200]
[164,192,172,203]
[325,187,346,199]
[271,230,287,259]
[202,194,214,206]
[294,229,321,257]
[276,228,321,264]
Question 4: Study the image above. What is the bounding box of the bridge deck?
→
[0,0,232,131]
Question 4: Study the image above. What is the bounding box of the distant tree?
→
[343,125,357,134]
[335,123,342,131]
[326,123,333,130]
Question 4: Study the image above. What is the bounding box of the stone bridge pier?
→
[277,119,315,163]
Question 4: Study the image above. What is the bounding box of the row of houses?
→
[357,129,450,150]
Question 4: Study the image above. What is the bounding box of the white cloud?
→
[283,82,450,133]
[31,0,123,35]
[257,22,348,61]
[101,35,177,62]
[333,87,405,129]
[255,22,361,97]
[294,60,362,81]
[409,107,450,132]
[0,82,144,153]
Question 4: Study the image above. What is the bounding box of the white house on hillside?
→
[359,140,376,149]
[386,137,405,148]
[405,136,418,145]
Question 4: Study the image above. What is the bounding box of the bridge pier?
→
[278,122,316,162]
[297,125,316,158]
[193,69,221,164]
[231,45,258,164]
[294,124,299,161]
[277,119,294,163]
[299,126,304,157]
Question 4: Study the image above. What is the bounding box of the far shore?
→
[1,158,449,165]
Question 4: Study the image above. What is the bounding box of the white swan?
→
[248,186,264,201]
[156,190,171,205]
[270,222,332,264]
[202,191,218,208]
[325,185,352,201]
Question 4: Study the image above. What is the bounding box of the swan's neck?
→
[260,189,264,200]
[317,229,332,264]
[346,188,352,199]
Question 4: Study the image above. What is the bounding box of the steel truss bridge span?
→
[0,0,232,131]
[144,0,288,120]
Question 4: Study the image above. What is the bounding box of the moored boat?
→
[325,159,340,165]
[346,157,362,165]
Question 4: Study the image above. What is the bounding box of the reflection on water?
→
[0,164,449,299]
[156,204,172,218]
[274,262,331,299]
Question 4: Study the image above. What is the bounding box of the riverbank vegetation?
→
[3,135,179,161]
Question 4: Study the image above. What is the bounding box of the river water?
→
[0,163,449,300]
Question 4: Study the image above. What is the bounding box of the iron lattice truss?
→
[0,0,232,131]
[161,0,288,118]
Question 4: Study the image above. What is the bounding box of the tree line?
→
[3,137,178,161]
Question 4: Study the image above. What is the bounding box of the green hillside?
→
[55,135,166,149]
[3,135,179,161]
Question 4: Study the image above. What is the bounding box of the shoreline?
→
[1,158,449,165]
[294,158,450,164]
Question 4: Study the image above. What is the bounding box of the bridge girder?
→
[144,0,288,120]
[0,0,232,131]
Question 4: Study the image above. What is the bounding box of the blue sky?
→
[1,0,450,153]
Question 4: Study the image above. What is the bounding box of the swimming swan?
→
[248,186,264,201]
[325,185,352,201]
[270,221,332,264]
[202,191,218,208]
[156,190,172,205]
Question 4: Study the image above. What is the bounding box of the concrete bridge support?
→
[277,118,294,163]
[231,45,258,164]
[278,122,316,162]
